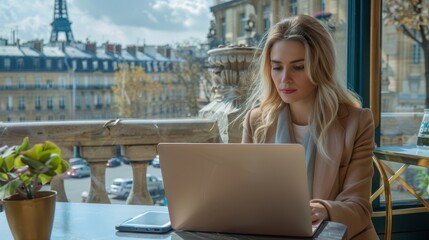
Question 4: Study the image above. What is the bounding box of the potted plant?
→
[0,137,70,240]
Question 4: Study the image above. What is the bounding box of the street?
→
[62,163,163,204]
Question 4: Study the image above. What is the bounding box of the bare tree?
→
[112,64,162,118]
[173,50,213,116]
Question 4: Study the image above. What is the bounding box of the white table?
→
[0,202,347,240]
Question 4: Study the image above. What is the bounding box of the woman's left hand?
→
[310,201,328,224]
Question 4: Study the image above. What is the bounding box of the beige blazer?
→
[242,104,378,240]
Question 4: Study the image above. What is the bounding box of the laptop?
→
[157,143,321,237]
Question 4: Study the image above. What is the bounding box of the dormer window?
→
[4,58,11,69]
[46,59,52,69]
[93,60,98,70]
[82,60,88,70]
[16,58,24,69]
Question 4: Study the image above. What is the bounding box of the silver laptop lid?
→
[158,143,313,237]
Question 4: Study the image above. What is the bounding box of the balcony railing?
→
[0,119,221,205]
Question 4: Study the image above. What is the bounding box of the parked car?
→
[68,157,88,166]
[66,164,91,178]
[108,175,164,201]
[106,157,121,167]
[152,155,160,168]
[117,155,130,164]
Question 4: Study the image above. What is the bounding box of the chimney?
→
[85,42,97,54]
[126,45,137,56]
[0,38,7,46]
[143,45,157,57]
[157,45,171,58]
[34,40,43,52]
[115,44,122,55]
[105,44,114,54]
[22,39,44,52]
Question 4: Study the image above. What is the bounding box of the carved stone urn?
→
[199,45,261,143]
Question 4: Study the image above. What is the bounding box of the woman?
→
[242,15,377,239]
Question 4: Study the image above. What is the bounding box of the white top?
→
[293,123,309,144]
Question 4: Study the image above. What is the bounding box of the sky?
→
[0,0,213,46]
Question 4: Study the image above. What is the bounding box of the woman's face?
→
[270,40,317,106]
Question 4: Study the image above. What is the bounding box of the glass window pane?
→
[380,0,429,205]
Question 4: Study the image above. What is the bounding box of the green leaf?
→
[0,180,23,200]
[4,152,17,172]
[15,137,30,153]
[42,166,57,177]
[19,155,45,172]
[45,153,61,169]
[38,174,53,185]
[1,146,16,159]
[60,160,70,174]
[20,143,44,162]
[0,172,8,181]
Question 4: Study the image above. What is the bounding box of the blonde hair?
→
[243,15,361,159]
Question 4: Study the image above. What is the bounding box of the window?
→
[103,61,108,70]
[239,13,246,37]
[263,5,271,31]
[320,0,326,12]
[35,96,41,110]
[82,60,88,70]
[59,96,65,109]
[47,80,53,89]
[290,0,298,15]
[19,96,25,110]
[33,58,40,69]
[93,60,98,70]
[16,58,24,69]
[4,58,11,69]
[35,77,41,88]
[85,95,91,109]
[146,62,152,72]
[94,76,100,87]
[75,94,81,109]
[413,43,421,64]
[84,76,89,88]
[105,94,111,106]
[46,59,52,69]
[379,0,428,210]
[47,96,53,110]
[94,94,102,108]
[59,77,66,89]
[5,77,12,89]
[18,77,25,89]
[72,60,77,70]
[73,76,80,88]
[57,59,63,69]
[7,96,13,110]
[221,17,226,40]
[104,77,109,87]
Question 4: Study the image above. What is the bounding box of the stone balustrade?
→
[0,118,220,205]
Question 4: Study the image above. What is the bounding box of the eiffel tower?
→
[50,0,75,43]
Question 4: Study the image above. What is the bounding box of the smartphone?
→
[115,211,172,233]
